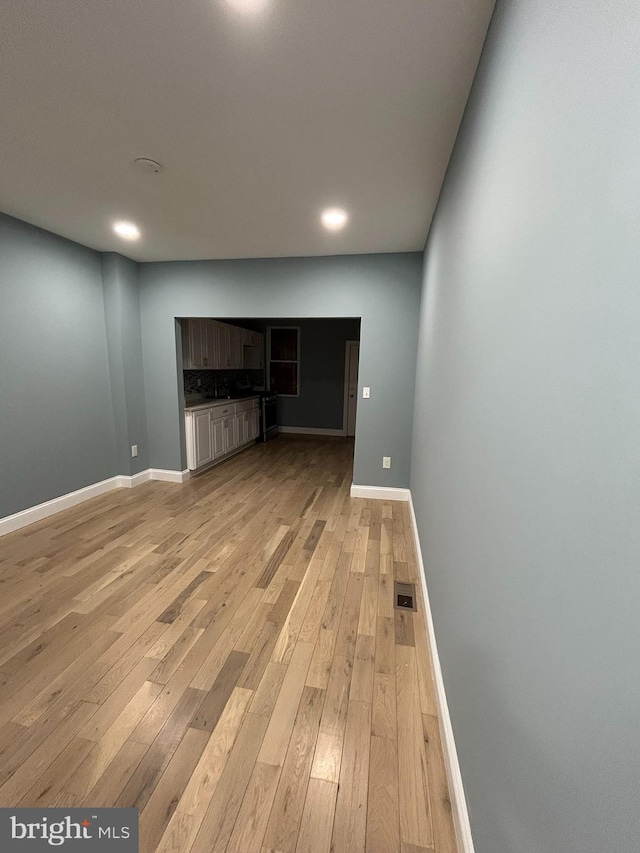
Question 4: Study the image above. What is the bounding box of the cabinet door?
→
[194,410,213,467]
[202,320,215,368]
[234,413,244,446]
[223,415,237,453]
[240,411,251,445]
[217,323,230,368]
[182,320,192,369]
[211,417,225,459]
[211,321,223,369]
[229,325,241,368]
[189,320,206,369]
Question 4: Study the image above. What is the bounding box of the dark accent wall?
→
[262,318,360,431]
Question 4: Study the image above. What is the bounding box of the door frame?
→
[342,340,360,436]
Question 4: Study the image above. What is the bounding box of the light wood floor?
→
[0,436,456,853]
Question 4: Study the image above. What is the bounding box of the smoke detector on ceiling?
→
[134,158,163,175]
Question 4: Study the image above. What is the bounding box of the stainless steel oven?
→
[260,393,278,442]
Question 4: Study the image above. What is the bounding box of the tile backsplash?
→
[183,369,265,395]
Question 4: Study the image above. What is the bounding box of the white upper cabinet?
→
[183,320,263,370]
[182,319,216,368]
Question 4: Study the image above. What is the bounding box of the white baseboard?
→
[0,467,190,537]
[149,468,191,484]
[117,470,152,488]
[350,484,410,501]
[0,475,123,537]
[407,493,475,853]
[279,426,346,437]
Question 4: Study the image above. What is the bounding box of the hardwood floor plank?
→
[58,679,163,804]
[249,661,288,718]
[294,776,338,853]
[155,686,253,853]
[330,698,371,853]
[189,650,249,732]
[82,739,149,807]
[0,700,98,803]
[262,685,325,853]
[190,711,269,853]
[396,645,433,849]
[139,727,211,853]
[227,760,281,853]
[366,734,401,853]
[372,671,397,740]
[422,713,457,853]
[117,686,207,812]
[257,641,314,768]
[20,736,96,807]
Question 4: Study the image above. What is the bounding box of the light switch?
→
[363,387,370,399]
[131,445,138,458]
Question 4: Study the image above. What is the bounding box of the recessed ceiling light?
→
[224,0,269,16]
[112,221,141,241]
[321,208,348,231]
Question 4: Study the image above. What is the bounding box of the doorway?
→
[343,340,360,437]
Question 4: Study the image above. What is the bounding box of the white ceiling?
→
[0,0,494,262]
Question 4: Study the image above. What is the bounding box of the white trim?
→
[279,426,346,437]
[342,340,360,437]
[0,468,190,537]
[117,470,152,488]
[349,484,410,501]
[0,475,123,537]
[407,493,475,853]
[149,468,191,484]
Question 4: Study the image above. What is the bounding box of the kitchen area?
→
[180,317,360,475]
[181,318,274,473]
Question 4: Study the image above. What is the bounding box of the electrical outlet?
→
[383,456,391,469]
[363,387,371,399]
[197,378,202,387]
[131,445,138,458]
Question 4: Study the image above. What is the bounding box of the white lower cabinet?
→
[193,409,213,468]
[211,417,225,459]
[236,411,248,446]
[223,415,237,454]
[186,397,260,472]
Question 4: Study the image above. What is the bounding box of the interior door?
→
[345,342,359,437]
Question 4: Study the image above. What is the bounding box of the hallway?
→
[0,436,455,852]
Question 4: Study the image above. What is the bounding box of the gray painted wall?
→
[253,317,360,430]
[102,253,149,475]
[139,254,421,487]
[0,213,117,517]
[410,2,640,851]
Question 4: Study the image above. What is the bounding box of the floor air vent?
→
[394,581,417,611]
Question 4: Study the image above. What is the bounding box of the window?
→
[268,326,300,396]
